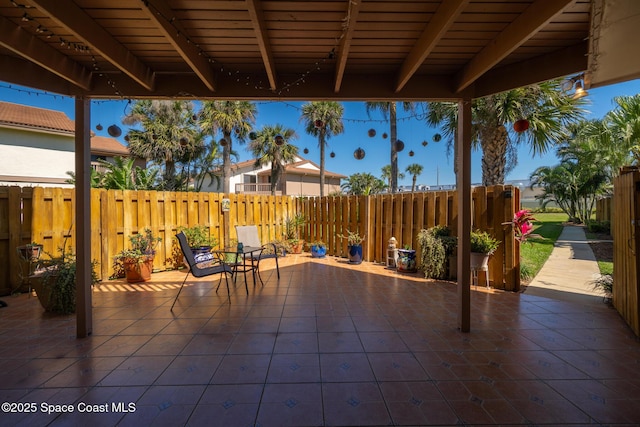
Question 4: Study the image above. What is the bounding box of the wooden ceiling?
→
[0,0,593,101]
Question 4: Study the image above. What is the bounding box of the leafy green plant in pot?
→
[310,240,327,258]
[178,225,218,256]
[283,213,306,254]
[31,245,99,314]
[113,228,162,283]
[470,229,500,269]
[338,230,364,264]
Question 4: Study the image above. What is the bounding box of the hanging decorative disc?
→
[422,140,428,147]
[179,137,188,146]
[192,114,197,121]
[303,148,309,154]
[382,132,388,139]
[409,150,415,157]
[124,135,130,142]
[433,133,442,142]
[368,128,376,137]
[354,148,365,160]
[219,138,228,146]
[395,140,405,152]
[96,124,103,131]
[314,119,324,128]
[330,151,336,158]
[249,131,257,140]
[234,128,241,135]
[274,134,285,146]
[513,119,530,133]
[107,125,122,138]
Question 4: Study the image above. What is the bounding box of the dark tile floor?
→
[1,255,640,426]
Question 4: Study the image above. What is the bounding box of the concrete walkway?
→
[524,224,606,303]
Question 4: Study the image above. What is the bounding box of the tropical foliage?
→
[381,165,404,191]
[340,172,386,195]
[405,163,424,192]
[248,124,298,195]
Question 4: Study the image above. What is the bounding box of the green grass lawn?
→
[519,212,568,280]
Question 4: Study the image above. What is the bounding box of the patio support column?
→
[456,98,472,332]
[75,96,92,338]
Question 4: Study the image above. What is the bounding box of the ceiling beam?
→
[454,0,575,93]
[0,16,92,90]
[0,54,84,95]
[334,0,362,93]
[26,0,155,91]
[395,0,469,93]
[472,41,588,98]
[141,0,216,92]
[246,0,277,91]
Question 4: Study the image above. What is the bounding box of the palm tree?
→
[123,100,198,190]
[340,173,387,195]
[381,165,405,191]
[405,163,424,192]
[605,94,640,164]
[199,101,257,193]
[248,124,298,195]
[426,80,586,185]
[366,102,416,193]
[300,101,344,197]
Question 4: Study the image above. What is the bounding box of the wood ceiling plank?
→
[246,0,277,91]
[454,0,576,93]
[333,0,361,93]
[0,15,92,90]
[26,0,155,91]
[395,0,469,92]
[140,0,216,92]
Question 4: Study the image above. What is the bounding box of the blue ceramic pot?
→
[311,245,326,258]
[396,249,417,272]
[348,245,363,264]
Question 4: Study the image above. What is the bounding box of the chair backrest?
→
[176,232,197,268]
[235,225,262,247]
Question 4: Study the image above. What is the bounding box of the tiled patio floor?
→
[1,254,640,426]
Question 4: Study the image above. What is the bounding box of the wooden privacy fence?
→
[612,170,640,336]
[297,185,520,291]
[2,185,519,294]
[596,196,613,222]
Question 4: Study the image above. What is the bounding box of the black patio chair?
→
[171,232,234,310]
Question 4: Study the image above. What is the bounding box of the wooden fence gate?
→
[612,170,640,336]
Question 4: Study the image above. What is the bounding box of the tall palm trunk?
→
[319,130,326,197]
[480,125,508,185]
[390,103,398,193]
[222,131,232,193]
[412,175,417,192]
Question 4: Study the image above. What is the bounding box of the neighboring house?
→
[204,155,346,196]
[0,101,140,187]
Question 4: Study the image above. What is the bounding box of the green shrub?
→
[588,220,611,235]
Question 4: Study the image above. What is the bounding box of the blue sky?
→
[1,79,639,187]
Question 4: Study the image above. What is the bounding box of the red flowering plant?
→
[512,209,539,243]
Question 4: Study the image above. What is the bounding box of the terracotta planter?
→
[289,241,304,254]
[123,257,154,283]
[30,271,57,311]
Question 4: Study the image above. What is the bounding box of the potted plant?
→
[470,229,500,270]
[178,225,217,256]
[283,214,306,254]
[418,225,458,279]
[396,244,417,273]
[339,230,365,264]
[30,247,99,314]
[310,241,327,258]
[114,228,162,283]
[17,242,43,262]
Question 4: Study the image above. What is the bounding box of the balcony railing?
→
[235,183,281,195]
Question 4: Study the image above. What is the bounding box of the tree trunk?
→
[480,125,508,186]
[390,103,398,193]
[412,175,417,192]
[222,131,232,193]
[319,130,326,198]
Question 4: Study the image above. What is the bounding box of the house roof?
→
[256,158,347,179]
[0,100,74,134]
[0,101,129,156]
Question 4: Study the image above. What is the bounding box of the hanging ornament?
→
[249,131,257,140]
[192,114,198,121]
[234,128,241,135]
[513,119,530,133]
[433,133,442,142]
[382,132,388,139]
[395,140,405,152]
[314,119,324,128]
[303,148,309,154]
[354,148,365,160]
[179,137,188,146]
[409,150,415,157]
[368,128,376,137]
[96,124,103,131]
[422,140,428,147]
[219,138,228,146]
[274,134,284,146]
[330,151,336,158]
[124,135,130,142]
[107,125,122,138]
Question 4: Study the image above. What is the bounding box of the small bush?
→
[588,220,611,235]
